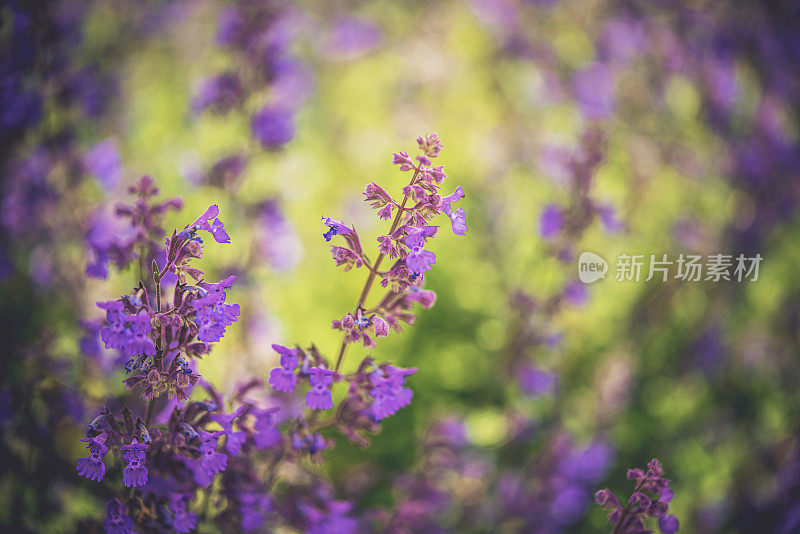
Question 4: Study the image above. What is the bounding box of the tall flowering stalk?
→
[77,176,244,530]
[266,132,467,440]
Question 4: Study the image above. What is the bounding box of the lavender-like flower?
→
[76,432,108,481]
[595,459,679,533]
[369,365,417,420]
[306,367,336,410]
[121,437,148,487]
[268,344,299,392]
[104,498,134,534]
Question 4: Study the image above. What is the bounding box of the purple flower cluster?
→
[595,459,679,533]
[326,133,465,351]
[258,135,465,458]
[194,1,312,151]
[85,176,182,279]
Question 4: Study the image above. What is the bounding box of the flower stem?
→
[333,165,421,372]
[145,398,155,427]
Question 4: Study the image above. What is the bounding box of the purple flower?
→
[404,226,438,275]
[270,58,314,111]
[253,407,281,449]
[210,406,247,456]
[258,199,303,272]
[268,344,299,393]
[192,278,240,343]
[596,202,622,233]
[539,204,564,239]
[369,365,416,420]
[182,205,231,244]
[216,6,244,46]
[441,186,468,235]
[597,458,677,532]
[572,62,615,119]
[123,312,156,358]
[194,431,227,486]
[84,139,122,190]
[240,492,272,532]
[562,281,588,307]
[192,72,242,114]
[406,247,436,275]
[372,315,389,337]
[392,151,414,170]
[659,514,680,533]
[306,367,335,410]
[561,441,614,484]
[251,105,294,149]
[104,499,134,534]
[121,437,148,487]
[551,485,590,525]
[322,217,356,241]
[306,501,358,534]
[97,300,127,350]
[169,493,198,534]
[518,366,557,396]
[76,432,108,482]
[292,432,327,456]
[325,17,382,59]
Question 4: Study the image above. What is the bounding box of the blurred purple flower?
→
[539,204,564,239]
[251,105,295,149]
[563,281,589,307]
[325,17,382,59]
[192,73,242,114]
[84,139,122,191]
[572,63,615,119]
[518,365,557,396]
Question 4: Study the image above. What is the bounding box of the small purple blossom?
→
[268,344,299,393]
[210,406,247,456]
[76,432,108,482]
[121,437,148,488]
[253,407,281,450]
[192,72,242,114]
[251,105,295,149]
[240,492,273,531]
[122,312,156,358]
[369,365,416,420]
[194,431,227,486]
[84,139,122,190]
[440,186,468,235]
[539,204,564,239]
[572,62,615,119]
[306,367,335,410]
[518,366,558,396]
[104,499,134,534]
[659,514,680,534]
[182,204,231,244]
[169,493,198,534]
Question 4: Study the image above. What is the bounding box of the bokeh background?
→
[2,0,800,532]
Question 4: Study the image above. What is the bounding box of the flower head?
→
[369,365,416,420]
[76,432,108,482]
[268,344,299,393]
[104,499,134,534]
[306,367,335,410]
[121,437,148,487]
